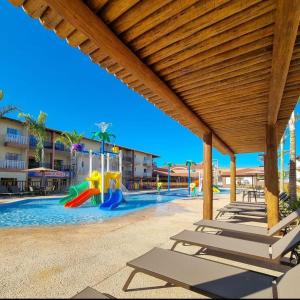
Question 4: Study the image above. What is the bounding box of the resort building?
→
[0,117,158,190]
[219,167,264,188]
[155,164,264,188]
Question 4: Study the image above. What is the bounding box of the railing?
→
[28,162,52,169]
[29,136,53,149]
[55,142,69,152]
[124,180,188,190]
[123,156,133,163]
[0,160,25,169]
[0,180,69,194]
[4,134,28,145]
[143,158,152,165]
[54,164,71,171]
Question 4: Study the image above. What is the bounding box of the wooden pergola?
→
[9,0,300,228]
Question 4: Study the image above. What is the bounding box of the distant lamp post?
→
[166,162,174,192]
[185,160,196,196]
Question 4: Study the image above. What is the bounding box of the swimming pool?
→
[0,189,230,228]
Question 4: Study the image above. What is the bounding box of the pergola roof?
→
[9,0,300,155]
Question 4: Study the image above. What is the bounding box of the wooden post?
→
[203,131,213,220]
[265,124,279,228]
[230,155,236,202]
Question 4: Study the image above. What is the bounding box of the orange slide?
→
[64,188,100,208]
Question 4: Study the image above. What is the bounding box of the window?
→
[7,128,20,135]
[144,169,147,173]
[5,153,21,161]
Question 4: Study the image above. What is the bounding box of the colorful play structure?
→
[190,179,220,196]
[60,123,124,210]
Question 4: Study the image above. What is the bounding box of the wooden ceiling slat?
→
[23,0,48,19]
[85,0,109,13]
[120,0,199,43]
[171,54,272,92]
[54,19,75,39]
[40,6,63,29]
[67,30,88,47]
[8,0,300,154]
[145,4,274,67]
[184,81,269,102]
[268,0,300,125]
[179,69,270,97]
[129,0,229,51]
[157,25,273,75]
[162,36,273,79]
[111,0,173,34]
[98,0,140,24]
[79,40,98,55]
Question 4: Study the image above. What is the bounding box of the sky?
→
[0,1,299,168]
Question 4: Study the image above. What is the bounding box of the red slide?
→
[64,188,100,208]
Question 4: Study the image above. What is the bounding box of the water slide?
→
[59,181,89,205]
[100,189,123,210]
[64,188,100,208]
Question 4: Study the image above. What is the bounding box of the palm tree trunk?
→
[289,111,297,204]
[41,147,45,168]
[70,150,73,186]
[280,136,284,192]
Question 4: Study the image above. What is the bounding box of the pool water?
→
[0,189,230,228]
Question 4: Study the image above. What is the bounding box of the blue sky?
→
[0,2,298,168]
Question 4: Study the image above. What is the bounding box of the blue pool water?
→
[0,189,230,228]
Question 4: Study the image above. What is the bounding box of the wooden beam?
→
[267,0,300,125]
[230,155,236,202]
[265,124,279,229]
[43,0,234,156]
[203,132,213,220]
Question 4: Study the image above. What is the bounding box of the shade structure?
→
[8,0,300,155]
[22,167,58,173]
[8,0,300,226]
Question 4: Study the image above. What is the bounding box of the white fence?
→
[4,134,28,145]
[0,160,26,169]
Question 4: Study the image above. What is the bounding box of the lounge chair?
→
[216,207,267,219]
[194,207,300,237]
[124,247,300,298]
[72,287,115,299]
[170,224,300,265]
[0,185,13,197]
[8,185,31,196]
[29,186,42,196]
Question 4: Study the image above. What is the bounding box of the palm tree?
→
[0,90,19,118]
[279,130,289,193]
[18,111,47,166]
[185,160,196,196]
[55,130,84,184]
[92,122,116,154]
[166,162,173,192]
[289,110,297,204]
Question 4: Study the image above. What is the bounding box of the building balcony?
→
[55,142,70,153]
[0,160,25,170]
[4,134,28,148]
[54,164,71,172]
[123,156,133,163]
[29,136,53,150]
[124,170,133,177]
[28,162,52,169]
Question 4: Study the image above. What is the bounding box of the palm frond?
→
[0,105,19,118]
[0,90,3,100]
[37,111,47,126]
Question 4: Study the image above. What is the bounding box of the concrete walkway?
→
[0,193,268,298]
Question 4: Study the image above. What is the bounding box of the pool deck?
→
[0,192,270,298]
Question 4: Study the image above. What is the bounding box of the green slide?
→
[59,181,89,205]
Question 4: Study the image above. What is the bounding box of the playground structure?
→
[60,147,124,210]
